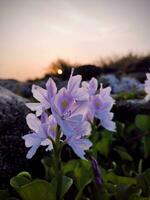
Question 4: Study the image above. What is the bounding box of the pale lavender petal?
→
[26,103,44,116]
[54,87,74,116]
[88,78,98,95]
[22,133,41,147]
[26,113,41,132]
[73,88,89,101]
[32,85,47,103]
[99,85,111,96]
[101,119,116,132]
[41,138,53,151]
[66,114,83,126]
[85,109,94,122]
[67,75,81,94]
[46,78,57,102]
[47,115,57,139]
[74,121,91,137]
[40,112,49,123]
[68,137,92,159]
[71,101,89,117]
[22,133,42,159]
[82,78,98,96]
[82,81,89,89]
[26,145,40,159]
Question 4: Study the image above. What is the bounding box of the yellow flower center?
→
[50,125,57,133]
[62,100,68,108]
[96,101,100,107]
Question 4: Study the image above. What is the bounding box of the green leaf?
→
[10,178,55,200]
[10,176,31,187]
[143,136,150,159]
[116,122,125,138]
[136,169,150,196]
[41,156,55,180]
[104,171,136,185]
[16,171,32,181]
[94,131,112,157]
[64,159,92,199]
[61,176,73,198]
[114,146,133,161]
[135,115,150,132]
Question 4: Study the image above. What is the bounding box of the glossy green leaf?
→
[143,136,150,159]
[136,169,150,196]
[135,115,150,132]
[41,156,55,180]
[114,146,133,161]
[61,176,73,198]
[10,178,55,200]
[94,131,112,157]
[104,171,136,185]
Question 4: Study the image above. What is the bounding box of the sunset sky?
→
[0,0,150,80]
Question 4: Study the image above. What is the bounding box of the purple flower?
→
[67,73,89,102]
[26,78,57,116]
[91,157,103,185]
[83,78,116,132]
[82,77,98,96]
[23,71,94,159]
[22,113,57,159]
[67,136,92,159]
[66,119,92,159]
[145,73,150,101]
[51,87,89,137]
[26,85,50,116]
[46,76,92,159]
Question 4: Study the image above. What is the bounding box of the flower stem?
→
[53,128,63,200]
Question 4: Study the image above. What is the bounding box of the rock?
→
[0,87,44,188]
[0,79,21,94]
[114,99,150,122]
[98,74,144,94]
[0,79,32,98]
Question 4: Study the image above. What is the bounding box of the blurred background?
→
[0,0,150,81]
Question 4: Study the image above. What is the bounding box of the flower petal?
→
[26,113,41,132]
[46,78,57,102]
[67,75,81,94]
[26,145,40,159]
[68,137,92,159]
[32,85,47,103]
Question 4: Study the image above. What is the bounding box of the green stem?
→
[53,128,63,200]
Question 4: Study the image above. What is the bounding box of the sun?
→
[57,69,63,75]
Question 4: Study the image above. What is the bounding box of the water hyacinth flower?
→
[26,84,50,116]
[82,78,116,132]
[144,73,150,101]
[91,157,103,186]
[67,71,89,102]
[22,113,57,159]
[49,85,92,158]
[26,78,57,116]
[23,70,116,160]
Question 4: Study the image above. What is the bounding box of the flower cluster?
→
[23,71,116,159]
[144,73,150,101]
